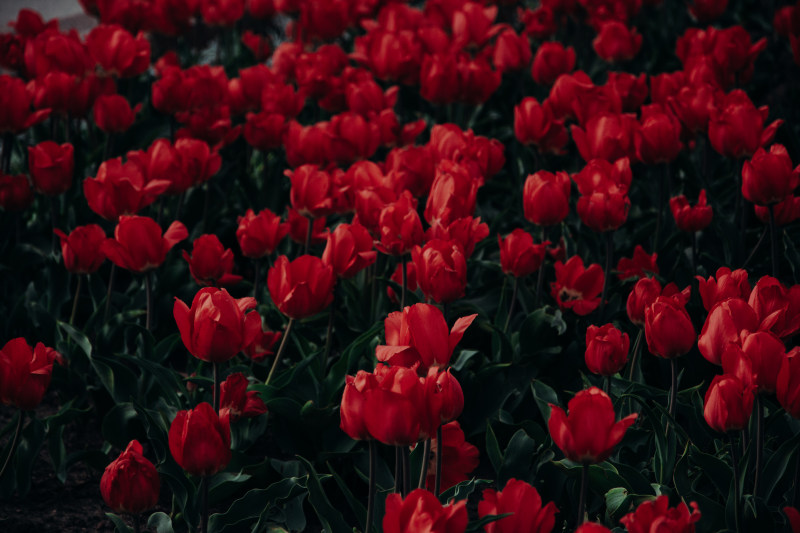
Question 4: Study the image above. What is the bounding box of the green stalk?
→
[265,318,294,387]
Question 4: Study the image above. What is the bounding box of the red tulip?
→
[287,208,328,246]
[102,216,187,273]
[241,30,271,62]
[425,160,480,227]
[0,75,50,133]
[708,90,781,159]
[478,478,558,533]
[593,21,642,62]
[689,0,728,22]
[172,139,222,194]
[698,298,759,365]
[635,104,683,164]
[383,489,467,533]
[201,0,246,26]
[364,364,430,445]
[499,229,549,278]
[243,325,281,364]
[243,111,286,151]
[267,255,335,319]
[422,421,479,492]
[786,506,800,533]
[531,42,576,86]
[412,239,468,304]
[183,234,242,287]
[616,245,658,281]
[575,524,612,533]
[777,348,800,419]
[606,72,648,112]
[93,94,141,133]
[286,164,337,218]
[585,324,630,376]
[491,27,532,73]
[644,296,696,359]
[514,98,569,155]
[721,330,785,394]
[548,386,638,463]
[626,277,663,327]
[572,113,638,163]
[219,373,267,421]
[742,144,800,206]
[576,188,630,232]
[426,217,489,258]
[551,255,605,316]
[84,158,170,221]
[326,111,381,164]
[572,158,632,196]
[100,440,160,514]
[54,224,106,274]
[670,190,713,232]
[620,495,701,533]
[522,170,571,227]
[376,303,476,370]
[0,338,63,410]
[0,173,33,212]
[174,287,261,363]
[340,370,376,441]
[754,195,800,227]
[747,276,800,340]
[696,267,751,312]
[169,402,231,476]
[669,82,717,134]
[28,141,73,196]
[322,222,376,278]
[86,24,150,78]
[703,374,754,433]
[236,208,289,259]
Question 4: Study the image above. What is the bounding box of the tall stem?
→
[503,277,519,334]
[69,275,83,326]
[144,272,153,332]
[753,393,764,497]
[577,463,589,526]
[201,475,209,533]
[212,361,219,413]
[400,256,408,310]
[418,439,431,489]
[604,375,611,396]
[434,425,443,497]
[627,329,643,381]
[401,445,410,497]
[366,440,377,533]
[0,411,23,479]
[394,446,401,494]
[691,231,698,277]
[668,357,678,420]
[265,318,294,386]
[599,231,613,316]
[322,292,335,375]
[534,226,546,308]
[253,259,261,298]
[49,197,58,254]
[304,216,313,254]
[769,204,779,278]
[730,435,742,533]
[104,264,116,323]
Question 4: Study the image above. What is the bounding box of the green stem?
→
[599,231,613,316]
[253,259,261,298]
[104,264,116,324]
[400,255,407,310]
[366,440,377,533]
[0,411,23,479]
[668,357,678,420]
[577,463,589,526]
[434,425,443,497]
[627,329,643,381]
[394,446,401,494]
[534,227,546,308]
[730,435,743,533]
[503,277,519,334]
[201,475,209,533]
[132,514,141,533]
[69,275,83,326]
[769,204,779,279]
[401,445,410,497]
[418,438,431,489]
[144,271,153,332]
[753,394,763,497]
[265,318,294,386]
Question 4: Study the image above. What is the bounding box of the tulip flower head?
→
[100,440,160,514]
[0,338,63,410]
[478,478,558,533]
[168,402,231,476]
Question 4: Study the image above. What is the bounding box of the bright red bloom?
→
[668,82,717,134]
[754,195,800,227]
[0,338,63,410]
[426,367,464,426]
[54,224,106,275]
[499,229,548,278]
[286,165,337,218]
[93,94,140,133]
[169,402,231,476]
[182,234,243,287]
[426,217,489,259]
[425,160,480,226]
[572,158,632,196]
[200,0,245,26]
[235,208,289,259]
[412,239,468,304]
[326,112,381,164]
[698,298,759,366]
[340,370,376,441]
[491,28,532,74]
[376,303,476,370]
[576,188,630,232]
[747,276,800,340]
[708,90,781,159]
[616,245,658,281]
[551,255,605,316]
[28,141,74,196]
[575,524,612,533]
[385,146,436,198]
[0,75,50,133]
[722,330,786,394]
[219,372,267,422]
[627,277,663,327]
[531,42,575,86]
[375,193,424,256]
[635,104,683,164]
[522,170,571,226]
[423,421,479,492]
[572,113,638,163]
[0,173,33,212]
[670,190,713,232]
[364,364,431,445]
[514,99,569,155]
[241,31,271,62]
[267,255,335,319]
[478,478,558,533]
[696,267,751,312]
[243,112,286,151]
[322,222,377,279]
[243,323,281,364]
[777,348,800,419]
[86,24,150,78]
[593,21,642,62]
[585,324,630,377]
[102,216,187,273]
[703,374,755,433]
[100,440,160,514]
[548,386,638,463]
[645,296,696,359]
[383,489,467,533]
[84,158,170,221]
[742,144,800,206]
[620,495,701,533]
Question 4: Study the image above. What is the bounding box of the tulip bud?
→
[498,229,548,278]
[169,403,231,476]
[100,440,160,514]
[531,42,576,86]
[479,478,558,533]
[182,234,243,287]
[412,239,468,304]
[644,296,696,359]
[703,374,754,433]
[585,324,630,376]
[267,255,335,319]
[54,224,106,275]
[523,170,571,226]
[28,141,74,196]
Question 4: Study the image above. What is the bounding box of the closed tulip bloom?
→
[173,139,222,194]
[0,75,50,133]
[572,113,638,163]
[54,224,106,274]
[616,245,658,281]
[100,440,160,514]
[572,158,632,196]
[585,324,630,376]
[551,255,605,316]
[635,104,683,164]
[425,160,480,226]
[513,98,569,154]
[708,90,781,159]
[426,217,489,259]
[548,386,638,463]
[183,234,242,287]
[412,239,468,304]
[219,373,267,421]
[696,267,750,312]
[423,421,479,492]
[577,188,630,232]
[626,277,663,326]
[327,111,381,164]
[322,222,376,278]
[376,303,477,370]
[620,495,701,533]
[703,374,754,433]
[364,364,429,445]
[93,94,140,133]
[86,24,150,77]
[0,338,63,410]
[105,214,186,272]
[236,208,289,259]
[747,276,800,340]
[523,170,571,226]
[267,255,335,319]
[593,21,642,62]
[174,287,261,363]
[479,478,558,533]
[426,367,464,426]
[286,164,337,218]
[244,111,285,151]
[670,190,713,232]
[383,489,468,533]
[698,298,759,365]
[645,296,696,359]
[721,330,785,394]
[340,370,377,441]
[532,42,576,86]
[754,195,800,227]
[84,158,170,221]
[777,348,800,419]
[491,27,532,73]
[742,144,800,206]
[28,141,73,196]
[169,402,231,476]
[499,229,549,278]
[0,173,34,212]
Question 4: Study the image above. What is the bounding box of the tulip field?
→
[3,0,800,531]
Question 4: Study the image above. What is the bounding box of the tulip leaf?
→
[326,461,367,532]
[762,433,800,502]
[297,455,351,532]
[485,422,503,474]
[147,512,175,533]
[439,478,492,504]
[105,513,134,533]
[15,415,45,497]
[208,477,307,533]
[530,380,559,423]
[465,512,513,531]
[57,320,93,359]
[605,487,632,521]
[498,429,536,485]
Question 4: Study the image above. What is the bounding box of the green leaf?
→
[530,380,559,423]
[15,415,45,497]
[147,512,175,533]
[439,478,492,504]
[57,321,93,358]
[105,513,133,533]
[326,461,367,532]
[498,429,536,486]
[208,477,306,533]
[297,456,351,532]
[485,422,503,474]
